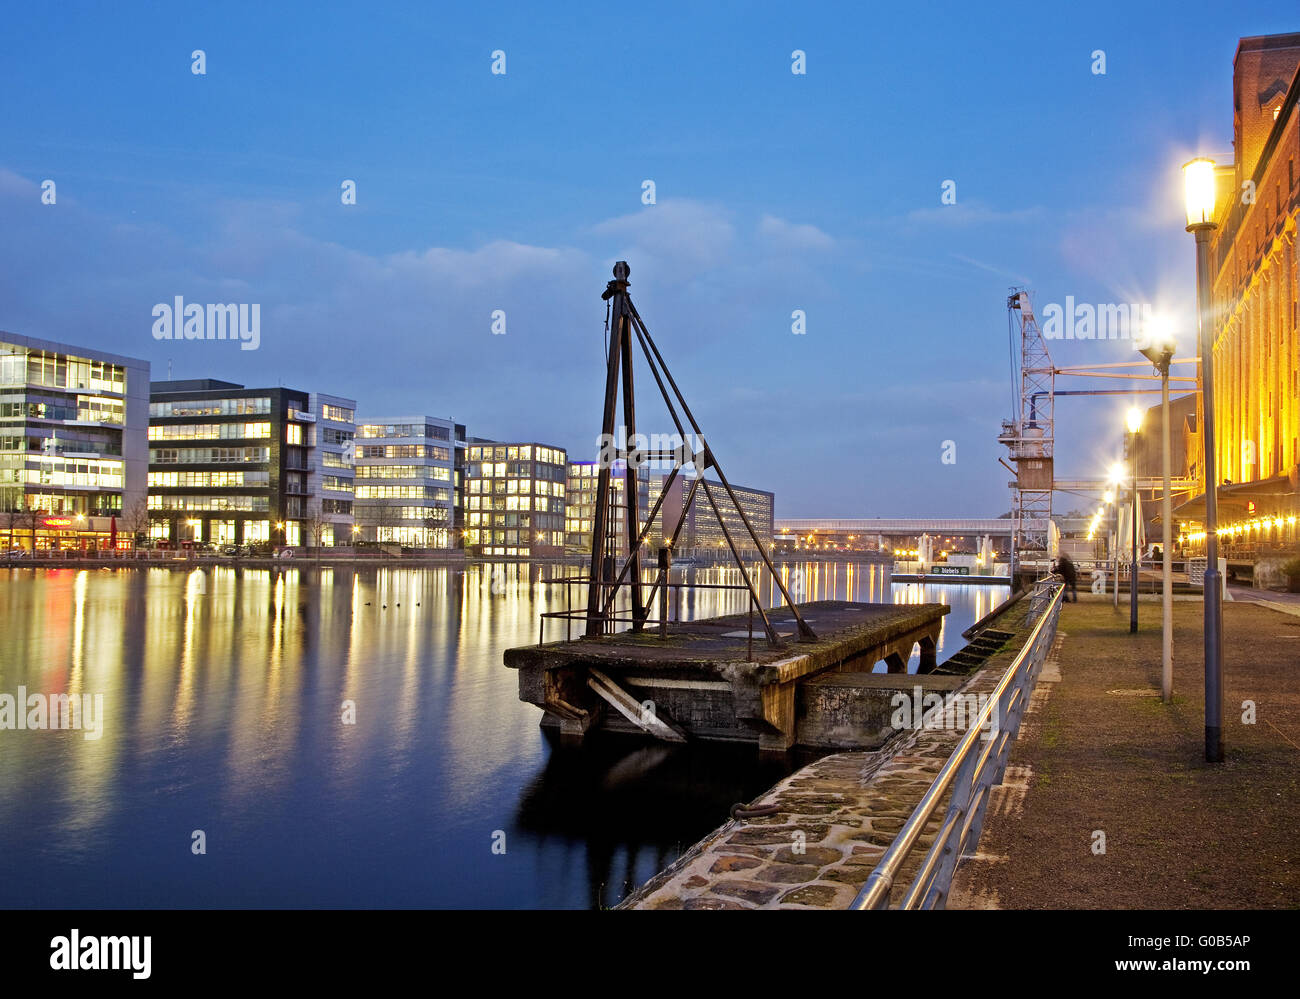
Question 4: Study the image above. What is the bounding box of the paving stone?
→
[772,845,843,865]
[710,855,763,873]
[754,863,823,884]
[710,880,780,905]
[683,896,749,910]
[823,864,874,887]
[779,883,846,907]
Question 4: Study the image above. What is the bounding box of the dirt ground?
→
[950,596,1300,909]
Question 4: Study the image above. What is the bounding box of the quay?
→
[618,584,1058,909]
[504,600,949,752]
[949,591,1300,909]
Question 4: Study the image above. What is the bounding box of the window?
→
[286,424,303,445]
[322,404,354,423]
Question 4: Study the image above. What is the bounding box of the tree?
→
[14,502,43,551]
[302,504,332,563]
[357,502,401,552]
[120,499,151,549]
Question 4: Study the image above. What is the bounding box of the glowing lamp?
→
[1182,157,1217,230]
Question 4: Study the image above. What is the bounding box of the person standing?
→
[1054,553,1079,602]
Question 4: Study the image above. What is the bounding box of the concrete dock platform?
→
[504,600,949,751]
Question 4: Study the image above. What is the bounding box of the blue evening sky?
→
[1,2,1292,515]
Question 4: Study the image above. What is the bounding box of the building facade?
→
[306,393,357,547]
[646,474,774,555]
[1192,32,1300,562]
[464,442,567,556]
[564,460,650,555]
[353,416,463,548]
[0,332,149,550]
[148,379,355,548]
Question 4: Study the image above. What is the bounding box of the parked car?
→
[220,544,243,556]
[275,547,297,559]
[5,548,28,558]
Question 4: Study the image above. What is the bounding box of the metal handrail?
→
[851,579,1065,910]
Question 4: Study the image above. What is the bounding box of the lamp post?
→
[1126,407,1143,633]
[1140,332,1177,701]
[1184,156,1223,763]
[1108,465,1124,607]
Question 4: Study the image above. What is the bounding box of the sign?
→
[42,517,76,529]
[931,564,970,576]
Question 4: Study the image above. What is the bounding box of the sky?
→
[1,1,1293,517]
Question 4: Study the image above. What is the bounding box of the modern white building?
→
[0,331,149,550]
[307,392,356,547]
[354,416,465,548]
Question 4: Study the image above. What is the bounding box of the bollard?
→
[658,547,670,639]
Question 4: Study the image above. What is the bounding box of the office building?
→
[564,459,650,555]
[0,332,149,550]
[464,442,567,556]
[148,379,356,548]
[646,474,774,554]
[353,416,464,548]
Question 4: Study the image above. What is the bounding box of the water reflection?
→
[0,563,1004,908]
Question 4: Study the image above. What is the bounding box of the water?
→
[0,561,1005,908]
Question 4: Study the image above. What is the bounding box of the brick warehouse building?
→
[1176,32,1300,584]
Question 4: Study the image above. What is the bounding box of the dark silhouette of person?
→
[1054,553,1078,602]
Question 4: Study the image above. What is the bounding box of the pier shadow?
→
[514,730,823,908]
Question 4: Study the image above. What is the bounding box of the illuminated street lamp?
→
[1183,155,1223,763]
[1140,321,1178,703]
[1125,408,1143,633]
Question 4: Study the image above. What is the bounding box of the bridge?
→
[774,518,1015,554]
[777,518,1015,536]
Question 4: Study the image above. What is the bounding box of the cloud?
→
[587,198,736,279]
[757,215,835,251]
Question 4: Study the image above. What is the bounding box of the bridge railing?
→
[850,577,1065,910]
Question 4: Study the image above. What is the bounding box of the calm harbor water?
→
[0,562,1006,909]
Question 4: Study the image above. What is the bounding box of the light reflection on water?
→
[0,562,1005,908]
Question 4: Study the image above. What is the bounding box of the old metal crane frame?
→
[582,262,815,648]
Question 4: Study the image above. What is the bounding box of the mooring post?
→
[658,546,670,639]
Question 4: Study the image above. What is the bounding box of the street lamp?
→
[1125,407,1143,634]
[1140,325,1178,702]
[1108,464,1125,607]
[1183,155,1223,763]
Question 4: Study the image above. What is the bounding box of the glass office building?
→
[148,379,355,548]
[354,416,465,548]
[564,459,650,555]
[0,332,149,550]
[465,442,567,556]
[646,474,774,555]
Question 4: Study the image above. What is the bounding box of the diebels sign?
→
[931,564,969,576]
